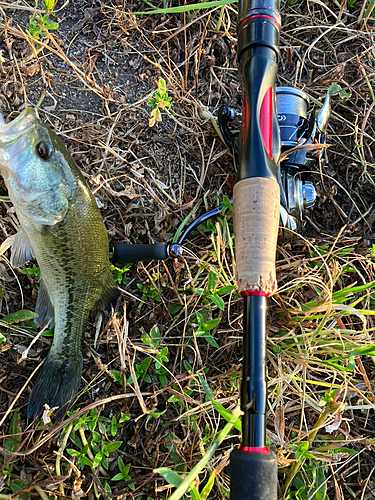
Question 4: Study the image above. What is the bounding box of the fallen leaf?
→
[325,413,342,433]
[72,477,85,499]
[20,62,40,77]
[274,403,285,444]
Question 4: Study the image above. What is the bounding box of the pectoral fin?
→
[10,227,34,267]
[35,277,55,328]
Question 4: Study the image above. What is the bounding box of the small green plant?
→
[286,461,328,500]
[110,263,132,285]
[309,244,356,274]
[59,408,131,494]
[18,265,41,280]
[194,195,233,240]
[147,78,172,127]
[367,244,375,258]
[111,326,170,387]
[194,269,236,311]
[154,404,241,500]
[26,0,59,47]
[137,273,162,305]
[111,457,135,488]
[2,309,38,325]
[190,311,221,348]
[145,409,167,430]
[327,83,351,105]
[111,360,150,386]
[135,1,237,16]
[1,412,28,499]
[141,325,169,386]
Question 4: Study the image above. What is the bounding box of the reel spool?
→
[276,87,316,234]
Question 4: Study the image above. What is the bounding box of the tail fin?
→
[27,354,83,420]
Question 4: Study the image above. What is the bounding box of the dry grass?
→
[0,0,375,499]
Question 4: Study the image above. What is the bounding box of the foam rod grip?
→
[233,177,279,294]
[230,448,278,500]
[113,243,169,264]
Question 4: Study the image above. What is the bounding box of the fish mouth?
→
[0,107,40,148]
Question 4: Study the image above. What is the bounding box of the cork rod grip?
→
[233,177,279,295]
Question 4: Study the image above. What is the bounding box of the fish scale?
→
[0,107,117,419]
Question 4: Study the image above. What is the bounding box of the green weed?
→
[190,310,221,348]
[56,407,133,496]
[359,0,375,22]
[137,281,162,304]
[194,269,236,311]
[135,1,236,16]
[154,377,241,500]
[1,412,27,499]
[2,310,38,324]
[18,265,40,280]
[110,263,132,285]
[148,78,172,127]
[26,0,59,48]
[327,83,351,105]
[111,325,170,387]
[111,457,135,487]
[285,461,328,500]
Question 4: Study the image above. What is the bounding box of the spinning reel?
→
[218,86,331,234]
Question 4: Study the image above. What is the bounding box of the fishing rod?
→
[226,2,330,498]
[227,1,281,498]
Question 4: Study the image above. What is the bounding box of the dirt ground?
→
[1,0,375,499]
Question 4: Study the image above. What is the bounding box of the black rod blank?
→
[241,294,267,448]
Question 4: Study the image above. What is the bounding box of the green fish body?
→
[0,108,117,419]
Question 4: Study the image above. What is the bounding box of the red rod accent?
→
[259,87,273,159]
[238,14,280,31]
[241,95,250,147]
[241,290,270,297]
[239,446,270,454]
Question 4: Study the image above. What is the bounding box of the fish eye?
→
[35,141,53,161]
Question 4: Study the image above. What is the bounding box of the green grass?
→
[3,218,374,499]
[134,1,236,15]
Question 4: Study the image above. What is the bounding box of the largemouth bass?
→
[0,108,117,419]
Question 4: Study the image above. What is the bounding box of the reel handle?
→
[113,243,181,264]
